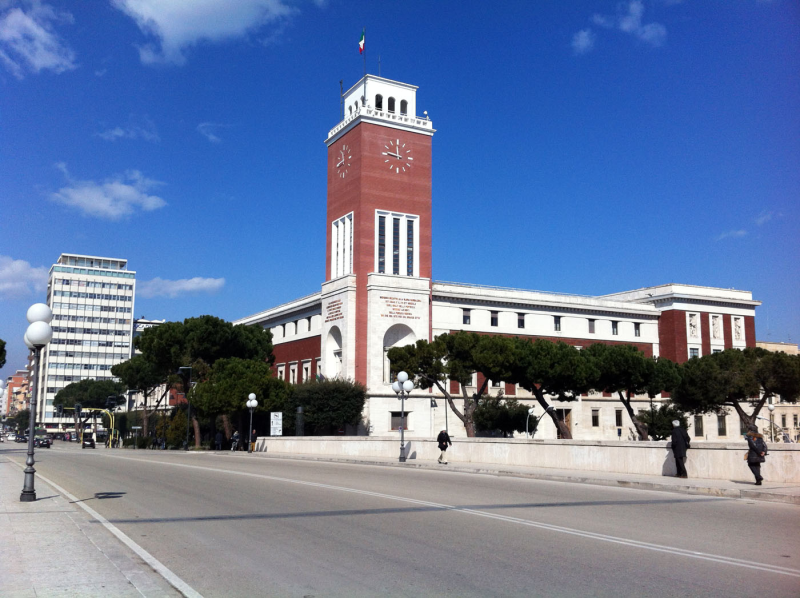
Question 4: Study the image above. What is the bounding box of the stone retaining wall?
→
[253,436,800,483]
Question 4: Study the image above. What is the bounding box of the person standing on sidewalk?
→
[745,425,768,485]
[437,429,451,464]
[215,430,223,451]
[670,420,690,478]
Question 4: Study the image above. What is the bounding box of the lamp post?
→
[391,371,414,463]
[20,303,53,502]
[178,367,192,450]
[768,404,776,443]
[246,393,257,453]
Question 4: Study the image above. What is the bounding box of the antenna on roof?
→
[339,79,344,120]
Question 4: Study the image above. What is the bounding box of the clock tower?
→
[321,75,435,392]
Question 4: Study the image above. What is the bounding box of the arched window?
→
[375,94,383,110]
[400,100,408,115]
[388,97,395,113]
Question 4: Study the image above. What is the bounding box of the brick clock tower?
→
[320,75,435,394]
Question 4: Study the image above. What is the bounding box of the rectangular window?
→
[592,409,599,427]
[781,414,787,428]
[491,311,498,327]
[689,348,699,359]
[615,409,623,427]
[611,321,618,336]
[392,217,400,275]
[794,414,798,428]
[289,365,297,385]
[390,412,409,431]
[712,349,722,354]
[378,216,386,273]
[694,415,704,438]
[518,313,525,329]
[588,319,595,334]
[406,220,414,276]
[463,309,471,325]
[634,323,640,337]
[303,362,310,383]
[491,379,501,388]
[717,415,727,437]
[554,316,561,332]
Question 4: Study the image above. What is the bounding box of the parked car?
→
[35,437,52,449]
[82,435,96,449]
[15,435,28,443]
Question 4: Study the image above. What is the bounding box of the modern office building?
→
[35,253,136,431]
[234,75,760,440]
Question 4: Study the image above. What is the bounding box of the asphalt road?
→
[4,442,799,598]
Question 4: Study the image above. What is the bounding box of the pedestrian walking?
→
[251,429,257,453]
[436,429,452,464]
[670,419,690,478]
[231,430,240,451]
[745,425,768,485]
[215,430,223,451]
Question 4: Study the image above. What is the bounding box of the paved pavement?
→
[0,449,182,597]
[3,442,799,597]
[244,451,800,505]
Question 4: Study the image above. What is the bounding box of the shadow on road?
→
[96,495,723,525]
[71,491,126,504]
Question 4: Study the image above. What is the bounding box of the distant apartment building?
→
[4,369,30,417]
[35,253,136,430]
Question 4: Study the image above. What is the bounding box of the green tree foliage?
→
[165,411,187,448]
[473,394,530,437]
[291,378,367,435]
[672,348,800,427]
[53,379,125,438]
[11,408,29,431]
[636,404,689,441]
[111,354,164,439]
[582,344,680,440]
[0,337,6,369]
[192,358,291,426]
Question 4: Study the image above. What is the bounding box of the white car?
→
[6,433,15,441]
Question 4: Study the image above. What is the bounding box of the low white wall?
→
[253,436,800,483]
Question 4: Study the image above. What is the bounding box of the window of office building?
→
[615,409,623,427]
[694,415,704,437]
[592,409,599,427]
[717,415,727,437]
[554,316,561,332]
[690,348,699,359]
[463,309,471,325]
[781,414,787,428]
[612,321,619,336]
[518,313,525,329]
[491,311,498,327]
[390,412,409,431]
[794,414,798,428]
[634,323,640,337]
[588,319,595,334]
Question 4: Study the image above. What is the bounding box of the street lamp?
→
[768,404,776,443]
[246,393,258,453]
[21,303,53,502]
[178,367,192,450]
[391,371,414,463]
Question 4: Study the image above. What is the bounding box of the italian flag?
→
[359,29,365,54]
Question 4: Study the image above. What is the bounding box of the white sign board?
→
[270,412,283,436]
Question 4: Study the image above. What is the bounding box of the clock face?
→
[336,144,352,178]
[381,138,413,174]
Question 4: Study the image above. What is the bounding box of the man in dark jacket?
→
[437,429,452,464]
[215,430,223,451]
[745,425,768,485]
[670,420,690,478]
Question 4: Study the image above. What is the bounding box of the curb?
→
[241,452,800,506]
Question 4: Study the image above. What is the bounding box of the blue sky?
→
[1,0,798,381]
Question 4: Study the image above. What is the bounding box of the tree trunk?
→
[192,415,201,449]
[531,388,572,439]
[730,400,755,428]
[222,413,233,439]
[618,391,649,441]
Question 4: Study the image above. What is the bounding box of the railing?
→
[328,107,433,138]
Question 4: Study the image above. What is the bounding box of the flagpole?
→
[362,27,367,108]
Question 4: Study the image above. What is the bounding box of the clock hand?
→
[336,160,344,167]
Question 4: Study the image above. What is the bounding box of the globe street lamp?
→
[246,393,258,454]
[21,303,53,502]
[391,371,414,463]
[768,404,776,443]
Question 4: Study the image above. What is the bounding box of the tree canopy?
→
[291,378,367,435]
[0,337,6,369]
[473,394,530,437]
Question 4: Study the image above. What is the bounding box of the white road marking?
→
[8,459,203,598]
[82,452,800,579]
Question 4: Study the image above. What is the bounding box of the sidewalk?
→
[243,451,800,506]
[0,453,181,598]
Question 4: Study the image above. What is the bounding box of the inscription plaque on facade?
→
[325,299,343,323]
[380,295,422,320]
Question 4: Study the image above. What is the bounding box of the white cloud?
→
[0,1,76,79]
[138,277,225,298]
[111,0,296,65]
[50,163,167,220]
[572,29,595,55]
[715,229,747,241]
[196,122,226,143]
[0,255,48,299]
[588,1,667,49]
[755,211,773,226]
[96,115,160,142]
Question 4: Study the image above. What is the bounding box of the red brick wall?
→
[272,336,321,382]
[701,314,711,357]
[658,310,687,363]
[744,316,756,348]
[723,316,733,350]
